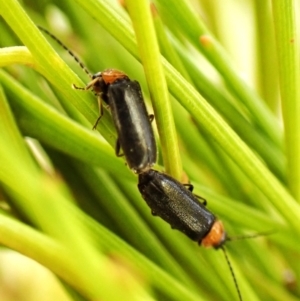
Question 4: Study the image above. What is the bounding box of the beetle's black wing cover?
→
[138,170,215,241]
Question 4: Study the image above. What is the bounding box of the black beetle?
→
[74,69,157,174]
[38,27,157,174]
[138,169,226,248]
[138,169,244,301]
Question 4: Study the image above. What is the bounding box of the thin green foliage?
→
[272,0,300,201]
[0,0,299,301]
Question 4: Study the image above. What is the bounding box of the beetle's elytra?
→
[138,169,226,248]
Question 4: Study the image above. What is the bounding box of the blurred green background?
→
[0,0,299,300]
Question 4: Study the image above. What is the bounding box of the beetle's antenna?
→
[221,246,242,301]
[227,230,275,242]
[37,25,93,79]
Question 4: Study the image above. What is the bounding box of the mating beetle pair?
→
[80,67,227,248]
[74,66,241,299]
[76,66,226,248]
[39,26,246,301]
[84,70,227,249]
[73,65,225,246]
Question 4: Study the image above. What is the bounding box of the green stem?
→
[152,4,192,82]
[126,0,182,180]
[155,0,282,147]
[272,0,300,202]
[253,0,279,112]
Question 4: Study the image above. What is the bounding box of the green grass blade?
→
[272,0,300,201]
